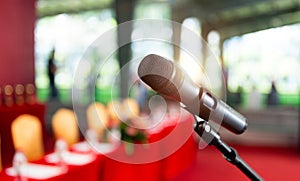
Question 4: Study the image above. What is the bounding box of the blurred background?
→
[0,0,300,180]
[33,0,299,147]
[33,0,300,105]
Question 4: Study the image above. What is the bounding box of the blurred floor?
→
[172,145,300,181]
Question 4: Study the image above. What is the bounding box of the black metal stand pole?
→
[193,117,263,181]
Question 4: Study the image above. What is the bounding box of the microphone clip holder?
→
[193,116,263,181]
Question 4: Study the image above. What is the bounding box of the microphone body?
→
[138,54,247,134]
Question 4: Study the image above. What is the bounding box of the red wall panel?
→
[0,0,36,86]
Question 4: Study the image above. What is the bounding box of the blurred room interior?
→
[0,0,299,180]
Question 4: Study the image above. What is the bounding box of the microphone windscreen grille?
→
[138,54,173,91]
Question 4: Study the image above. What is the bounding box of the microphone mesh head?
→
[138,54,174,91]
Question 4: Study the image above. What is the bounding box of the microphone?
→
[138,54,247,134]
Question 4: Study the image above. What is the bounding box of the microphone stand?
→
[193,116,263,181]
